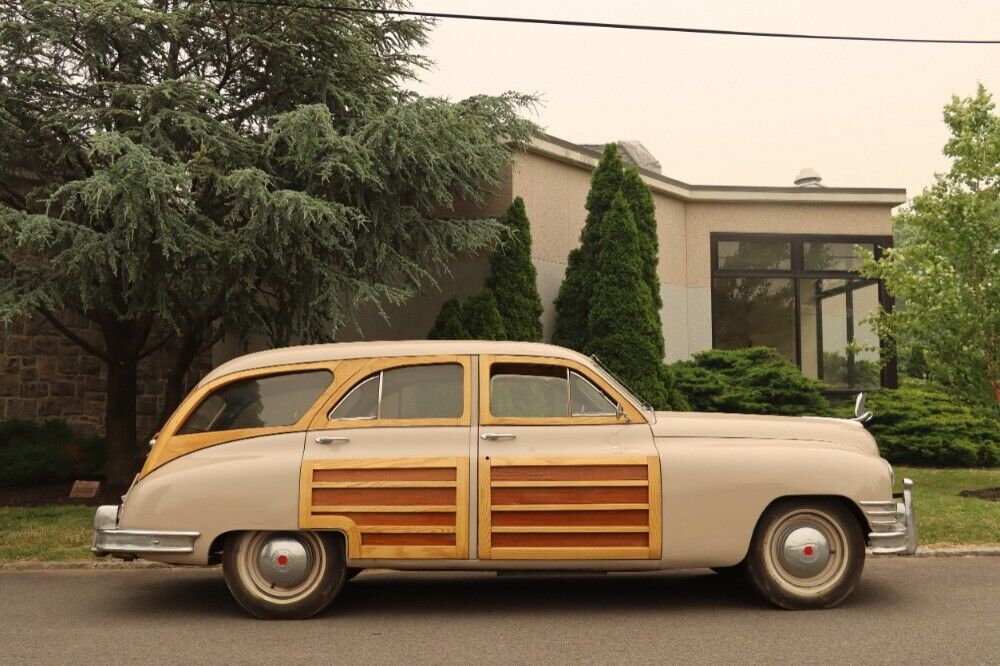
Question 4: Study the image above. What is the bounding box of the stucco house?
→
[2,132,905,436]
[324,133,906,394]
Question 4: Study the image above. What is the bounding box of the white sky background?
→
[407,0,1000,198]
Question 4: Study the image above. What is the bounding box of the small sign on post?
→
[69,480,101,499]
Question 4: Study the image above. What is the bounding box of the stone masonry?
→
[1,312,211,440]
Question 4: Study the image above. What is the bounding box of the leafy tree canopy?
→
[863,84,1000,411]
[0,0,534,484]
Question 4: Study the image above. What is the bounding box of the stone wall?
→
[0,312,211,441]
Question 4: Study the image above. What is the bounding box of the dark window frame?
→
[710,232,897,393]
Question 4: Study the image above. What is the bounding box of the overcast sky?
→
[408,0,1000,199]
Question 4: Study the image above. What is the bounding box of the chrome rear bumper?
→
[861,478,917,555]
[91,505,199,558]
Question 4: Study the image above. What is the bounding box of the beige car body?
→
[99,340,906,571]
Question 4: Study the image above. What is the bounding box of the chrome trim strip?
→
[91,505,200,557]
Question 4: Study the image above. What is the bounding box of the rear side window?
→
[328,364,464,421]
[179,370,332,434]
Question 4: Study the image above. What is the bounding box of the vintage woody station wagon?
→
[93,341,916,618]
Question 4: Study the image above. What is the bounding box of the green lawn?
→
[896,466,1000,547]
[0,505,94,562]
[0,467,998,562]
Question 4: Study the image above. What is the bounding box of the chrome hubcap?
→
[257,536,311,588]
[779,526,831,578]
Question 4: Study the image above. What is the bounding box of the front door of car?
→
[301,355,472,560]
[476,355,661,561]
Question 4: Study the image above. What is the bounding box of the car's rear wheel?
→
[223,530,346,619]
[746,499,864,610]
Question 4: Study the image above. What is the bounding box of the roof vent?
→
[794,168,823,187]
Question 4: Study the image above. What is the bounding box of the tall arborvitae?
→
[461,290,506,340]
[585,193,669,408]
[486,197,544,341]
[620,167,662,312]
[552,143,625,351]
[427,297,469,340]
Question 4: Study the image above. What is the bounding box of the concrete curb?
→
[3,548,999,571]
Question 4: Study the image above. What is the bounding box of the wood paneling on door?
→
[479,456,662,560]
[300,457,469,559]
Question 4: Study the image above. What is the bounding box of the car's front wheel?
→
[746,498,865,610]
[223,530,346,619]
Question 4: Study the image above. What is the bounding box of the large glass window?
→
[711,235,890,390]
[180,370,332,434]
[328,364,464,421]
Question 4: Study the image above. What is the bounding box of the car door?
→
[476,355,661,561]
[301,355,472,560]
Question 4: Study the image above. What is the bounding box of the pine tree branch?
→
[36,306,109,362]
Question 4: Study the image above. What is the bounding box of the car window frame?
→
[479,355,645,426]
[313,355,472,429]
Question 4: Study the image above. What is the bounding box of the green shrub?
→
[0,420,107,487]
[486,197,544,342]
[671,347,831,416]
[862,380,1000,467]
[427,290,505,340]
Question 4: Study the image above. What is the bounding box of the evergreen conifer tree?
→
[585,193,668,408]
[620,167,663,312]
[486,197,543,341]
[427,297,469,340]
[461,290,506,340]
[552,144,625,351]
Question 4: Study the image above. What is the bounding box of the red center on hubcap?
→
[276,554,289,566]
[803,545,815,557]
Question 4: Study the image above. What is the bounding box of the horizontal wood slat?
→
[489,547,651,560]
[491,525,649,533]
[492,532,649,548]
[491,465,648,482]
[491,503,650,512]
[301,457,468,559]
[491,509,650,526]
[491,487,648,505]
[490,480,648,488]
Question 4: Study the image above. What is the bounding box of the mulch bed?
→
[959,487,1000,502]
[0,483,123,507]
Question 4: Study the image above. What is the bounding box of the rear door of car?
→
[476,355,661,561]
[301,355,472,560]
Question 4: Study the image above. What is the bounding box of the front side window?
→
[711,234,890,390]
[489,363,618,419]
[328,363,464,421]
[179,370,332,434]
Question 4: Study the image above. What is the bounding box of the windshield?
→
[588,355,654,414]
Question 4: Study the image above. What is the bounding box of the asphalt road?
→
[1,558,997,664]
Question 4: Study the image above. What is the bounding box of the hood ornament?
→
[852,392,873,423]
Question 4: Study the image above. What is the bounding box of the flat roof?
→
[199,340,592,386]
[529,133,907,206]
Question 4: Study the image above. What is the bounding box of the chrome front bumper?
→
[861,478,917,555]
[91,505,199,558]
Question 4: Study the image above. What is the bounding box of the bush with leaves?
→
[860,380,1000,467]
[0,420,106,487]
[427,290,505,340]
[671,347,831,416]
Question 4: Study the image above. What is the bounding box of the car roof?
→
[198,340,595,386]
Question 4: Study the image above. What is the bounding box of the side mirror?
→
[853,392,873,423]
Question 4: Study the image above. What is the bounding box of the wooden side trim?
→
[312,505,458,513]
[306,516,362,558]
[360,526,457,534]
[360,545,460,559]
[478,457,493,559]
[489,547,652,560]
[490,480,649,488]
[491,503,651,512]
[647,455,663,560]
[488,455,650,466]
[313,481,457,489]
[491,526,649,533]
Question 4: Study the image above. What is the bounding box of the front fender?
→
[656,437,892,568]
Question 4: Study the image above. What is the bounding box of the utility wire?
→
[215,0,1000,45]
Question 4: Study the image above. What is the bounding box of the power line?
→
[215,0,1000,45]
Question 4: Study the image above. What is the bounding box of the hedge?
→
[0,420,107,487]
[862,380,1000,467]
[671,347,831,416]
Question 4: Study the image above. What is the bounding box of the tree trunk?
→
[104,352,139,490]
[151,332,202,441]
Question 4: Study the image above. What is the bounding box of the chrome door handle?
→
[315,436,350,445]
[481,432,517,441]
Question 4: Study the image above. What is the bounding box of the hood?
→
[650,411,879,457]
